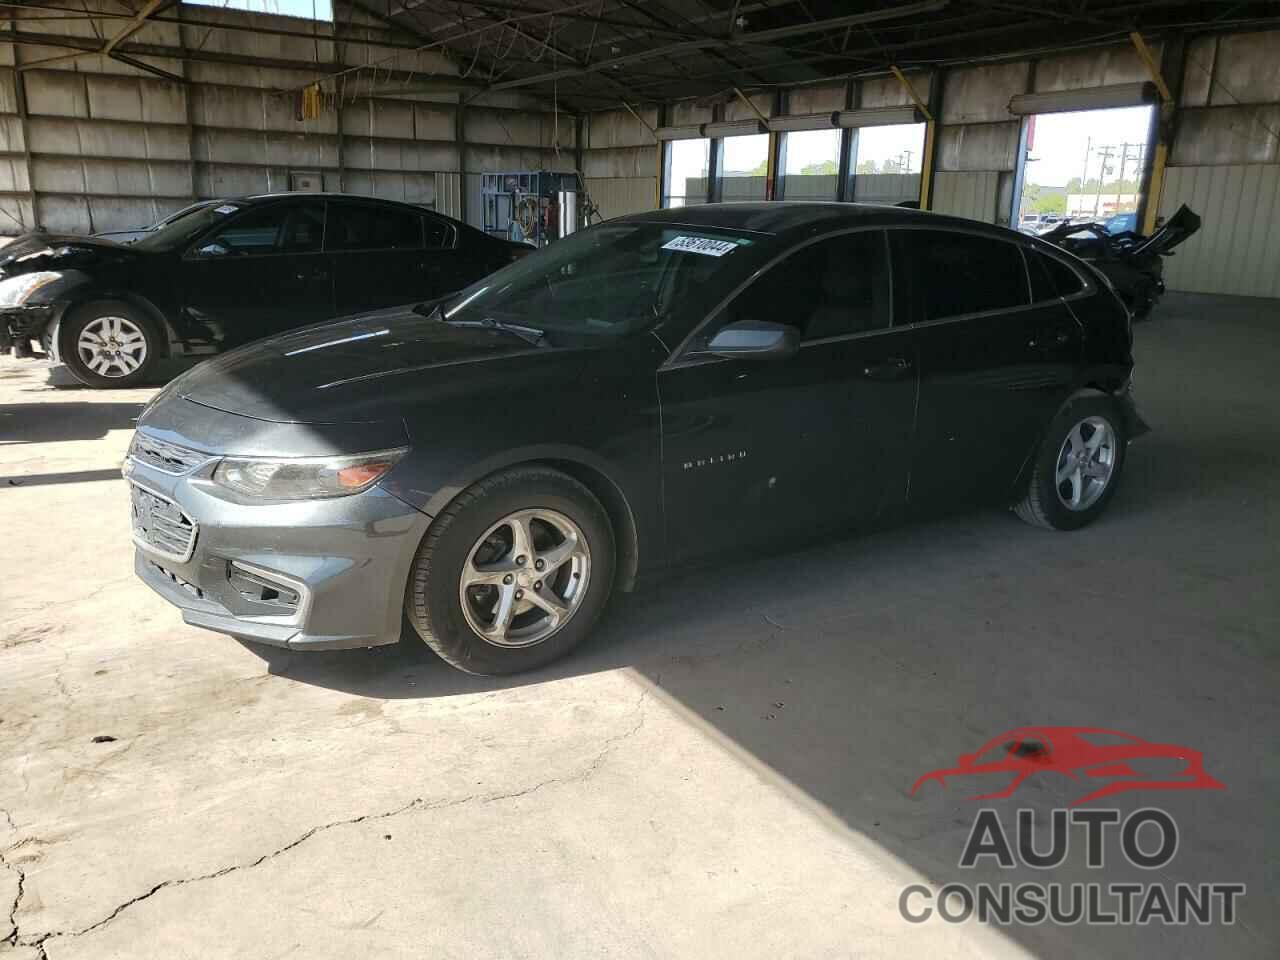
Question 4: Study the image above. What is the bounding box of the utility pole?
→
[1093,144,1115,218]
[1078,136,1092,217]
[1115,142,1130,212]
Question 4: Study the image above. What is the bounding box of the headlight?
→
[0,271,61,307]
[211,447,408,500]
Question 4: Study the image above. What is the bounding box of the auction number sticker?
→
[662,235,741,257]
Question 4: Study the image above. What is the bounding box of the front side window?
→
[443,222,771,342]
[714,231,891,342]
[199,202,324,257]
[894,230,1029,322]
[327,203,422,252]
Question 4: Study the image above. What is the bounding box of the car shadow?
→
[0,401,144,443]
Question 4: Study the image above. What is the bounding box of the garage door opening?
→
[1015,104,1154,236]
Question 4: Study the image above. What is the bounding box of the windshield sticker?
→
[214,204,239,215]
[661,236,741,257]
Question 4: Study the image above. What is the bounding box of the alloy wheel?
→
[1055,416,1116,511]
[458,508,592,648]
[77,316,147,378]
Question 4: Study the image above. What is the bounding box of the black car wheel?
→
[406,466,615,675]
[58,300,159,388]
[1015,394,1127,531]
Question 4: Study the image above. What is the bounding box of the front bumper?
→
[126,449,431,651]
[0,304,58,353]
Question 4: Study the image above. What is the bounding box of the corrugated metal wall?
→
[585,177,655,221]
[932,171,1001,222]
[0,0,568,236]
[581,106,657,220]
[1158,164,1280,297]
[1152,29,1280,296]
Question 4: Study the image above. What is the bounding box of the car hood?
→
[1128,204,1200,259]
[0,232,135,277]
[173,304,589,425]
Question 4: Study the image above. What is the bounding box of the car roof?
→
[221,192,475,233]
[613,201,1026,243]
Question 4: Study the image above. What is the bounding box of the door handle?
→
[862,357,913,380]
[1028,330,1073,350]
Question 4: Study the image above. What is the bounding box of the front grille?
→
[149,561,204,599]
[130,483,198,562]
[129,433,212,475]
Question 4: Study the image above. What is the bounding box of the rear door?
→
[178,199,331,348]
[327,200,428,314]
[659,229,918,564]
[894,228,1081,508]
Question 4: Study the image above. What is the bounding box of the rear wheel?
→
[1015,395,1127,531]
[59,301,158,388]
[405,466,615,675]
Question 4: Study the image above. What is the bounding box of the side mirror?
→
[958,753,977,766]
[194,241,231,258]
[706,320,799,360]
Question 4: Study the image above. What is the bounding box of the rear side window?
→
[327,203,423,251]
[1042,252,1085,297]
[422,215,453,250]
[895,230,1029,322]
[1025,249,1059,303]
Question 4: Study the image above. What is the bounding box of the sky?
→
[1023,105,1153,187]
[186,0,333,20]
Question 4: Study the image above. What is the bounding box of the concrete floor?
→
[1,292,1277,959]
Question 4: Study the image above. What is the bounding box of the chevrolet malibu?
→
[125,203,1145,675]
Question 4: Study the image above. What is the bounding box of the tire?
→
[406,466,615,675]
[1015,394,1127,531]
[58,300,159,388]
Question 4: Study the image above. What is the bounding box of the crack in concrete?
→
[17,689,649,952]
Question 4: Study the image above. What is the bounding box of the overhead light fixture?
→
[770,112,838,132]
[836,106,924,128]
[655,124,706,141]
[703,119,767,138]
[1007,82,1158,116]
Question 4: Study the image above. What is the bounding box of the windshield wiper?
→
[445,316,546,346]
[411,301,445,321]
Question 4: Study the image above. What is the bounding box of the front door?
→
[178,199,332,348]
[892,228,1082,508]
[659,229,918,565]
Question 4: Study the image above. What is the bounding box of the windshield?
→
[134,201,244,252]
[441,221,771,341]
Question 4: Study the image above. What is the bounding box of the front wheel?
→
[59,301,159,388]
[1015,395,1127,531]
[405,466,615,675]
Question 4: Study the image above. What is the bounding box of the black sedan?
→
[0,193,529,387]
[126,202,1144,675]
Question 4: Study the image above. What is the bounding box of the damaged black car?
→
[1040,204,1201,320]
[0,194,529,388]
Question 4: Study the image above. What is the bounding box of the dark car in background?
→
[126,202,1145,676]
[1042,204,1201,320]
[0,194,530,387]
